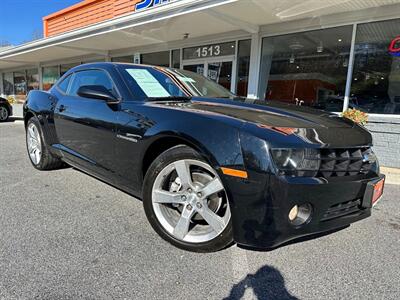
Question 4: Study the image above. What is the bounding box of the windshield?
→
[119,65,235,100]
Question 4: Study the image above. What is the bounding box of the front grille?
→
[318,148,373,178]
[321,199,362,221]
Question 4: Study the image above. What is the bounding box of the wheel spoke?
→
[28,126,36,139]
[27,138,33,151]
[31,139,37,148]
[173,206,194,239]
[201,177,224,198]
[153,189,185,204]
[34,149,41,164]
[198,206,226,233]
[174,160,193,188]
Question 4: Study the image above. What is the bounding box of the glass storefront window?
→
[259,26,353,112]
[14,71,27,101]
[42,66,59,91]
[61,63,79,76]
[171,49,181,68]
[141,51,170,67]
[26,68,39,92]
[351,19,400,114]
[236,39,251,97]
[3,72,14,95]
[111,56,133,63]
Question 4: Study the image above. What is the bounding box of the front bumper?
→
[225,173,384,250]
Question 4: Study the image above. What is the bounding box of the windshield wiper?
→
[147,96,192,102]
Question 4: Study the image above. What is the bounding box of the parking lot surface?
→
[1,121,399,300]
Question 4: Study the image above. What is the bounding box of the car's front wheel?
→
[143,145,233,252]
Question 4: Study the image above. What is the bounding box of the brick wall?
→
[365,116,400,168]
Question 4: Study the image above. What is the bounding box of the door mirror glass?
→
[77,85,118,102]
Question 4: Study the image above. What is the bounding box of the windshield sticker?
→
[126,69,170,97]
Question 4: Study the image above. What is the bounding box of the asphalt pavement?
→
[0,121,399,300]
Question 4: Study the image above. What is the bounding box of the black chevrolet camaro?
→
[23,63,385,252]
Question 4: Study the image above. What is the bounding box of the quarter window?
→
[57,74,72,93]
[68,70,117,97]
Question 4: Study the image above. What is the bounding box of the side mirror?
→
[77,85,118,103]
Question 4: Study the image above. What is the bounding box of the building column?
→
[246,32,261,99]
[0,72,4,96]
[105,51,111,62]
[343,24,357,112]
[38,63,43,90]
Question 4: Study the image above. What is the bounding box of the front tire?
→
[143,145,233,252]
[26,117,63,170]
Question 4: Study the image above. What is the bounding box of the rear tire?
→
[26,116,63,170]
[143,145,233,252]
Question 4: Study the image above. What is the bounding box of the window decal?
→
[126,69,170,97]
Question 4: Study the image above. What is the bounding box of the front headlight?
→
[271,148,321,177]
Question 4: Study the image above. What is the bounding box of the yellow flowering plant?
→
[7,95,16,104]
[341,108,368,125]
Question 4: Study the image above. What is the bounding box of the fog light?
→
[288,205,299,221]
[288,203,312,226]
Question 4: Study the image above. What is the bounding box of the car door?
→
[54,69,120,180]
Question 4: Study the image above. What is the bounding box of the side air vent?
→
[321,199,362,221]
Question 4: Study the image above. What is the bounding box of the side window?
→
[57,74,72,93]
[68,69,117,97]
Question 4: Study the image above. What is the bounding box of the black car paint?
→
[23,63,382,249]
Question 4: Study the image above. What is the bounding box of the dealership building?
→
[0,0,399,167]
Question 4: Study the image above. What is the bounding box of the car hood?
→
[150,97,371,147]
[160,97,355,128]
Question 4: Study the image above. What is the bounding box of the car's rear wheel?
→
[0,105,9,122]
[143,145,233,252]
[26,117,63,170]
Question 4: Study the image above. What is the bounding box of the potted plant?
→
[7,95,16,104]
[341,108,368,125]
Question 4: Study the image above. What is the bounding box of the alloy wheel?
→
[152,159,231,243]
[27,123,42,165]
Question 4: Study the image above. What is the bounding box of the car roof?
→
[69,62,167,73]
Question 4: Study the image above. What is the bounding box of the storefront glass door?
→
[183,57,235,92]
[183,63,204,75]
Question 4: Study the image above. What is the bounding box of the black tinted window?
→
[57,74,72,93]
[69,70,116,97]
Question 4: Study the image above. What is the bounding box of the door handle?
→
[58,105,67,112]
